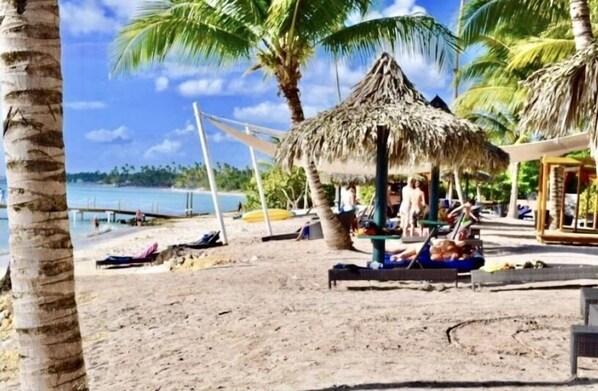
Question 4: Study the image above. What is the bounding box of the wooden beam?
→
[574,165,583,233]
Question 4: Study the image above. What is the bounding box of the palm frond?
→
[265,0,374,44]
[111,0,257,75]
[520,41,598,153]
[465,108,518,143]
[453,85,525,117]
[320,15,459,71]
[461,0,569,45]
[508,38,575,72]
[456,57,511,86]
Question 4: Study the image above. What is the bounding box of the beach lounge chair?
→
[471,265,598,290]
[570,289,598,376]
[95,242,159,268]
[328,222,484,289]
[173,231,223,249]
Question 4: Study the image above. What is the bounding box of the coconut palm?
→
[0,1,88,389]
[111,0,458,250]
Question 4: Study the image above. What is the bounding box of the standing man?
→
[399,177,414,235]
[410,180,427,236]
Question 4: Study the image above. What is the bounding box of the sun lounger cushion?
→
[176,231,222,249]
[96,242,159,268]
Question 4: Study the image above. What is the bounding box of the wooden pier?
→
[0,204,183,220]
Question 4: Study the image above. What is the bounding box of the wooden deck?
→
[537,230,598,246]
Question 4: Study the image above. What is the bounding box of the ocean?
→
[0,180,246,258]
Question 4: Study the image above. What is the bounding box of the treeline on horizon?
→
[67,163,253,191]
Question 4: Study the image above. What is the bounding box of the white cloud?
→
[155,76,169,92]
[64,101,107,110]
[60,0,144,35]
[171,122,195,136]
[85,126,131,143]
[177,79,224,97]
[208,132,232,144]
[383,0,427,16]
[61,0,117,35]
[144,139,182,158]
[227,78,273,95]
[348,0,427,25]
[233,102,290,125]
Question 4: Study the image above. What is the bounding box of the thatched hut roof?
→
[276,53,506,172]
[520,42,598,155]
[430,95,509,173]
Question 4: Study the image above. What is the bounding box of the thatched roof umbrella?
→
[520,42,598,172]
[276,53,491,263]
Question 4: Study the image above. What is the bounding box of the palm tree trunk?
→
[454,170,465,204]
[568,0,598,170]
[279,79,352,249]
[0,1,88,389]
[507,162,520,219]
[569,0,594,50]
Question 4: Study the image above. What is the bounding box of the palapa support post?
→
[372,127,389,264]
[429,166,440,221]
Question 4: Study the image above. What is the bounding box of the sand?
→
[2,215,598,390]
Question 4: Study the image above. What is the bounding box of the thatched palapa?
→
[276,53,491,171]
[520,42,598,157]
[276,52,504,263]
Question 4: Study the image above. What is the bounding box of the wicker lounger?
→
[580,288,598,324]
[471,266,598,290]
[571,304,598,376]
[95,253,158,269]
[328,268,458,289]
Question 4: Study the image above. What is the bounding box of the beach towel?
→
[96,242,159,268]
[382,245,485,273]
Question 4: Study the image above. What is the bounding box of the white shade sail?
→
[206,115,591,175]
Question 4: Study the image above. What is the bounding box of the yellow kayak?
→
[242,209,294,223]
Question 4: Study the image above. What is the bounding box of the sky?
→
[0,0,463,175]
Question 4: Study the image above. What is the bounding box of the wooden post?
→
[559,171,567,230]
[574,165,582,233]
[584,181,590,229]
[540,160,549,236]
[593,183,598,230]
[372,127,389,264]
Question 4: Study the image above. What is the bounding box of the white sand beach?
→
[2,215,598,390]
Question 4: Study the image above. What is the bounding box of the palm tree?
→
[0,1,88,389]
[111,0,458,250]
[462,0,598,164]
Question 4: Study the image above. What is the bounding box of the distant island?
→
[67,163,253,192]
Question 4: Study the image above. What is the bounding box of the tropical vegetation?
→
[68,162,254,191]
[0,0,88,388]
[111,0,458,250]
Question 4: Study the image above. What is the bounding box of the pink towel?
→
[135,242,158,259]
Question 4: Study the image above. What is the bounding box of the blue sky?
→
[0,0,463,175]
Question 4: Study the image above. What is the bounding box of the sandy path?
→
[3,215,598,390]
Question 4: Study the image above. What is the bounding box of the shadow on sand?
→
[303,378,598,390]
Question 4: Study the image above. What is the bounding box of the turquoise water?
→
[0,181,245,255]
